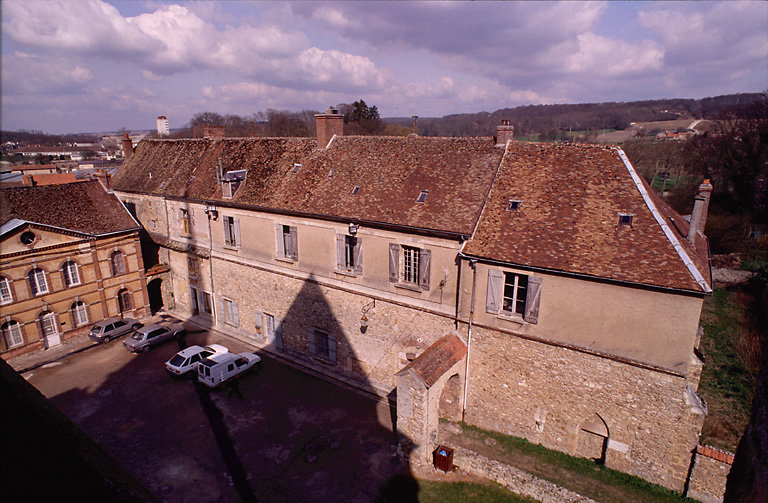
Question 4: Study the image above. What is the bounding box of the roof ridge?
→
[615,147,711,293]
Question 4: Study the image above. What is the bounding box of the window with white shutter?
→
[336,235,362,274]
[486,268,542,324]
[223,216,240,248]
[389,244,430,291]
[276,224,297,261]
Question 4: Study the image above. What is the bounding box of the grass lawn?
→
[698,286,760,451]
[417,481,539,503]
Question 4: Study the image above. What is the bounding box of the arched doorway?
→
[576,413,609,464]
[147,278,164,314]
[438,373,462,422]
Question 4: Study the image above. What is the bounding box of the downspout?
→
[461,258,478,423]
[206,205,216,323]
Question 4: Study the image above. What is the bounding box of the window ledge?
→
[312,355,336,366]
[497,311,525,324]
[334,269,358,278]
[222,244,239,251]
[394,282,422,293]
[276,256,296,264]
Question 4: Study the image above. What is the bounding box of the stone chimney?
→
[688,179,713,247]
[93,169,112,192]
[315,107,343,149]
[121,134,134,161]
[496,120,514,146]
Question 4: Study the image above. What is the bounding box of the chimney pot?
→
[496,119,514,146]
[688,179,713,248]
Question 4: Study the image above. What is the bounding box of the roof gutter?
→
[615,147,711,293]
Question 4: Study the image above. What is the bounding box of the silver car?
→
[88,317,139,343]
[123,323,184,353]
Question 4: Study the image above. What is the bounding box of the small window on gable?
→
[416,190,428,203]
[618,213,633,226]
[352,185,360,195]
[222,170,246,199]
[507,199,521,211]
[292,163,302,173]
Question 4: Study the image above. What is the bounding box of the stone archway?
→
[147,278,164,314]
[395,334,467,464]
[577,413,610,464]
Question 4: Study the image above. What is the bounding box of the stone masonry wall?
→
[687,445,733,503]
[464,325,705,491]
[199,257,458,392]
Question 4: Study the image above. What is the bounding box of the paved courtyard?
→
[21,320,413,502]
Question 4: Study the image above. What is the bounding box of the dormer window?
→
[507,199,521,211]
[222,169,247,199]
[618,213,634,226]
[416,190,428,203]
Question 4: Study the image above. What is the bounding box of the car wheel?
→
[103,336,111,344]
[142,345,150,353]
[132,323,140,330]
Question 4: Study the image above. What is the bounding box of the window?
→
[276,224,298,261]
[39,312,58,337]
[416,190,428,203]
[0,276,13,304]
[20,231,36,245]
[202,292,213,316]
[2,321,23,349]
[486,269,542,324]
[117,288,133,314]
[28,268,49,296]
[389,244,431,290]
[308,328,336,363]
[618,213,633,226]
[71,301,88,326]
[63,261,80,287]
[181,209,191,235]
[110,251,127,276]
[503,272,528,315]
[187,256,198,279]
[222,170,246,198]
[336,235,362,274]
[292,163,302,173]
[507,199,521,211]
[221,298,240,327]
[223,216,241,248]
[352,185,360,195]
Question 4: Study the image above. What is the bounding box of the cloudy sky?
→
[2,0,766,134]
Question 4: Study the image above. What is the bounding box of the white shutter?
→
[231,301,240,326]
[234,217,241,248]
[486,269,503,313]
[419,249,431,290]
[224,218,233,245]
[218,298,226,324]
[276,224,285,258]
[308,328,316,355]
[388,244,399,283]
[336,234,345,270]
[524,276,542,324]
[354,238,363,274]
[289,226,298,260]
[328,335,337,363]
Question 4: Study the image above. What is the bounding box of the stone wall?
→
[464,325,706,491]
[687,445,733,503]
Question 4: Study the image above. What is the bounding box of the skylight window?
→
[292,163,302,173]
[328,168,335,177]
[159,181,167,190]
[352,185,360,195]
[416,190,428,203]
[507,199,521,211]
[618,213,634,226]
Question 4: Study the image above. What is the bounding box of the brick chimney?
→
[496,120,514,146]
[688,179,713,247]
[93,169,112,192]
[121,134,134,161]
[315,107,343,149]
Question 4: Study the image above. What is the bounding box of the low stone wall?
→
[443,445,596,503]
[686,445,733,503]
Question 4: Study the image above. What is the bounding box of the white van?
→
[197,352,261,388]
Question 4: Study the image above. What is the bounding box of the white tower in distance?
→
[156,115,169,136]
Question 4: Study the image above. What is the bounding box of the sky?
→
[2,0,767,134]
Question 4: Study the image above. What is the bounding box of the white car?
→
[165,344,229,377]
[198,352,261,388]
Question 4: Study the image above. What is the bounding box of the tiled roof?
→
[0,180,139,236]
[396,334,467,387]
[462,142,711,292]
[111,136,503,236]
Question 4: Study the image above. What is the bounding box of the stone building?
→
[0,181,149,357]
[111,113,713,492]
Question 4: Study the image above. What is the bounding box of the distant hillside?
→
[386,93,763,138]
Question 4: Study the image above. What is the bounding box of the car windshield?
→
[169,355,186,366]
[131,332,144,340]
[200,350,213,358]
[89,326,102,335]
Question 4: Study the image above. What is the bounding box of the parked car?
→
[123,323,184,353]
[164,344,229,377]
[197,352,261,388]
[88,317,139,343]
